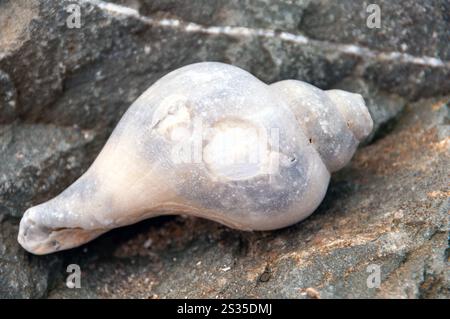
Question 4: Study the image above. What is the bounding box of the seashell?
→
[18,62,373,255]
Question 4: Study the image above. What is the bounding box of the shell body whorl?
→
[18,62,373,255]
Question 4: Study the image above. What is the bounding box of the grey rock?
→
[0,70,18,124]
[133,0,450,99]
[299,0,450,61]
[297,0,450,99]
[0,124,96,218]
[137,0,309,30]
[0,217,62,298]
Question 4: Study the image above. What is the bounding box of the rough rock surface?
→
[0,0,448,298]
[0,124,96,218]
[0,217,62,298]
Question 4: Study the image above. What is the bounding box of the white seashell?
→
[18,62,373,255]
